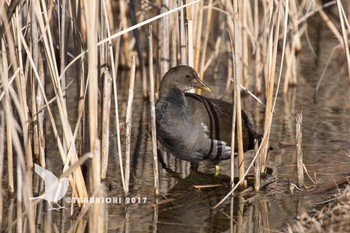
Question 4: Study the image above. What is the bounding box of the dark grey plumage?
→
[155,65,260,164]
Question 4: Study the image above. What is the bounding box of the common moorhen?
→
[156,65,261,170]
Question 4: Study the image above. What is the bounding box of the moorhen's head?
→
[160,65,211,94]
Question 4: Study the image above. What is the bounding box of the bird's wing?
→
[34,164,58,185]
[52,178,69,202]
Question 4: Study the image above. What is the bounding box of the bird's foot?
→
[214,165,221,176]
[48,202,66,211]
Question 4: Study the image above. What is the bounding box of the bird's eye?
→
[185,74,192,80]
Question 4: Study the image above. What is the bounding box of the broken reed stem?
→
[296,113,304,189]
[233,0,246,188]
[148,25,160,198]
[101,68,112,179]
[254,139,260,191]
[125,56,136,196]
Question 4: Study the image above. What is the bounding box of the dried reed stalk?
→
[197,0,213,95]
[7,3,33,171]
[296,113,304,188]
[100,0,124,189]
[149,25,160,198]
[233,0,246,188]
[242,0,249,85]
[170,0,178,66]
[111,32,126,195]
[16,156,23,233]
[86,0,98,151]
[30,1,40,165]
[180,1,187,65]
[194,0,204,71]
[129,1,148,98]
[254,0,262,94]
[31,0,88,201]
[160,0,170,76]
[89,141,105,233]
[59,0,67,105]
[84,8,102,231]
[125,56,136,196]
[101,68,112,179]
[186,0,194,67]
[1,40,14,195]
[119,0,131,67]
[0,111,4,227]
[96,1,200,51]
[100,0,114,180]
[229,197,234,232]
[260,2,282,173]
[214,0,290,208]
[283,0,301,94]
[228,32,237,188]
[254,139,260,191]
[36,53,46,167]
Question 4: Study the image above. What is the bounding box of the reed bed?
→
[0,0,349,232]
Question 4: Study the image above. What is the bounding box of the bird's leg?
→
[48,201,66,211]
[55,202,66,210]
[47,202,56,211]
[190,162,199,172]
[214,164,221,176]
[157,149,168,169]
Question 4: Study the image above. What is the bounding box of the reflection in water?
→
[154,171,274,232]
